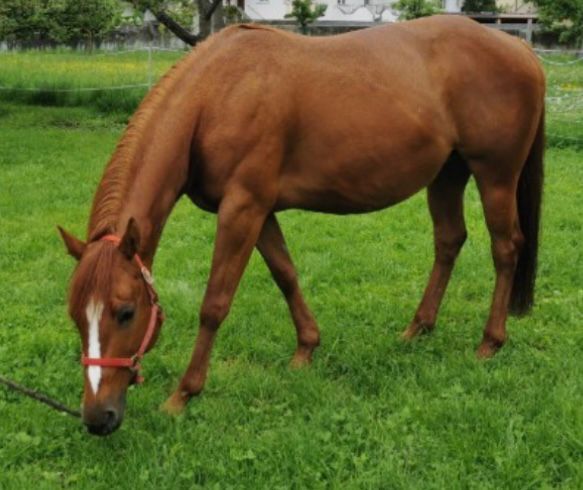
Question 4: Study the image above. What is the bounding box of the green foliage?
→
[0,0,62,45]
[530,0,583,46]
[395,0,441,20]
[135,0,198,32]
[462,0,498,13]
[56,0,122,46]
[0,0,122,47]
[285,0,327,34]
[224,5,245,25]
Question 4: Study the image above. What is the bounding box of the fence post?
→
[147,45,153,89]
[526,18,533,45]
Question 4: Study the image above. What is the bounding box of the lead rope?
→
[0,375,81,418]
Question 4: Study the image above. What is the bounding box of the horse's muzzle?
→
[83,402,124,436]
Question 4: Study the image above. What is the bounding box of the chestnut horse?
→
[59,16,545,435]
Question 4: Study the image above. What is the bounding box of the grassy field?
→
[0,49,583,489]
[0,49,183,113]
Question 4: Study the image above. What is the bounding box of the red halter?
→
[81,234,164,384]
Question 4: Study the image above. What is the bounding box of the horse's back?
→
[188,17,545,213]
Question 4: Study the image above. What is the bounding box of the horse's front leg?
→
[256,214,320,366]
[162,188,269,414]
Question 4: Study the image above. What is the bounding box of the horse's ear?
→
[57,226,86,260]
[119,217,140,260]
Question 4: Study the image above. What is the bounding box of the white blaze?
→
[85,299,104,395]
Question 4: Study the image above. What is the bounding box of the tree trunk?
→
[196,0,212,40]
[211,5,225,33]
[152,9,200,46]
[147,0,225,47]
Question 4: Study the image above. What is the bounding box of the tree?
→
[0,0,51,46]
[132,0,224,46]
[461,0,498,13]
[0,0,121,47]
[285,0,326,35]
[58,0,121,47]
[529,0,583,46]
[395,0,441,21]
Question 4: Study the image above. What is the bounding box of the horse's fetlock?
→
[181,376,205,398]
[299,327,320,348]
[484,331,507,348]
[413,313,435,331]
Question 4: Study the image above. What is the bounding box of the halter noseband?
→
[81,234,164,384]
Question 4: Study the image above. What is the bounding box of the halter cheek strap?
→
[81,234,164,384]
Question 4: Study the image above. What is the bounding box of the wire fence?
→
[0,83,150,92]
[0,46,581,146]
[534,48,583,66]
[0,46,187,92]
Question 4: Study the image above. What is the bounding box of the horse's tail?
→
[510,106,545,316]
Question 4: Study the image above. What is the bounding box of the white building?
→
[241,0,533,22]
[242,0,462,22]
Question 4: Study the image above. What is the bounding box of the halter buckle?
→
[141,267,154,285]
[129,354,142,370]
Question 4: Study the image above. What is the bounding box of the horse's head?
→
[58,219,163,436]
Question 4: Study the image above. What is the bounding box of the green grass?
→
[540,53,583,149]
[0,103,582,489]
[0,49,183,113]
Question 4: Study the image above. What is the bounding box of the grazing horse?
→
[59,16,545,435]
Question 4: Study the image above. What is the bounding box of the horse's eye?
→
[116,305,135,325]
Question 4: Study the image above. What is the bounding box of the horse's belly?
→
[276,143,449,214]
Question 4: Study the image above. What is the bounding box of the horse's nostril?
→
[105,408,117,424]
[84,407,120,436]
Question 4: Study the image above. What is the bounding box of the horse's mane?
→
[87,61,184,240]
[86,38,215,242]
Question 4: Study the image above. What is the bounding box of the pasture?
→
[0,48,582,488]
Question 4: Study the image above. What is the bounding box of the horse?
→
[58,15,545,435]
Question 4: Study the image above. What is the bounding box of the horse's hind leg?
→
[162,189,269,414]
[256,214,320,366]
[402,154,470,340]
[471,162,524,358]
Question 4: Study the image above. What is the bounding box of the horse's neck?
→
[88,65,200,265]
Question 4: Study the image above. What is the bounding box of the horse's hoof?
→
[401,323,432,341]
[476,340,501,359]
[160,391,188,415]
[290,348,313,368]
[401,326,418,341]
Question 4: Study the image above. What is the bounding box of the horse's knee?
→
[492,238,519,271]
[200,295,231,330]
[435,229,467,265]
